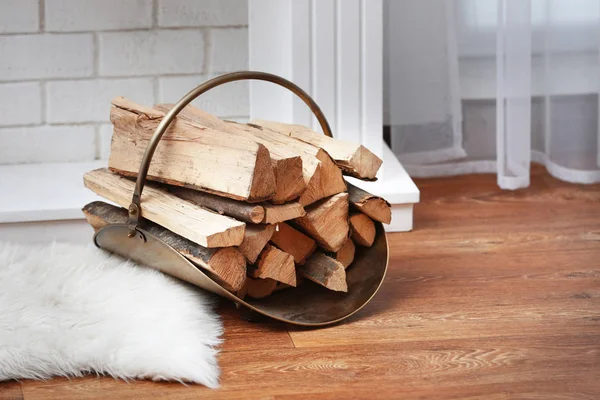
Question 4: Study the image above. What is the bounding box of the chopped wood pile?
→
[82,97,391,299]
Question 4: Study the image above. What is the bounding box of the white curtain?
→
[384,0,600,189]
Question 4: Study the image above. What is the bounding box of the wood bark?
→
[108,97,275,202]
[169,186,265,224]
[334,239,356,268]
[294,193,350,252]
[249,244,297,287]
[253,120,383,180]
[238,224,276,264]
[82,201,246,291]
[347,182,392,224]
[83,168,246,248]
[349,212,376,247]
[297,252,347,292]
[156,104,306,204]
[270,222,316,265]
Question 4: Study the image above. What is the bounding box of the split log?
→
[297,252,347,292]
[270,223,316,265]
[334,239,355,268]
[241,120,346,206]
[262,202,305,224]
[108,97,275,202]
[347,183,392,224]
[83,168,245,248]
[249,244,296,287]
[169,186,265,224]
[163,104,346,206]
[157,104,305,204]
[82,201,246,291]
[294,193,349,252]
[349,212,376,247]
[241,278,278,299]
[238,224,276,264]
[252,119,382,180]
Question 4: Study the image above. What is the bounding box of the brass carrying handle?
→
[128,71,334,237]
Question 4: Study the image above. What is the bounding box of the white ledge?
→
[0,146,419,233]
[0,161,105,224]
[345,145,420,205]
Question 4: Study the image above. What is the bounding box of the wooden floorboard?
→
[0,382,23,400]
[2,166,599,399]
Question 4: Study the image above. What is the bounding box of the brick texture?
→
[158,75,249,118]
[0,34,93,81]
[0,83,42,126]
[209,28,249,72]
[0,0,249,165]
[0,125,96,164]
[98,124,113,159]
[158,0,248,27]
[99,30,205,76]
[45,0,152,32]
[0,0,39,33]
[47,78,154,123]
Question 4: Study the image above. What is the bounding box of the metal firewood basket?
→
[93,71,388,326]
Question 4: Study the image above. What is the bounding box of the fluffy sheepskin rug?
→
[0,241,223,388]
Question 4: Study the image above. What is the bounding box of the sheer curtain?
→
[384,0,600,189]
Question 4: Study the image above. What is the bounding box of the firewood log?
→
[349,212,376,247]
[297,252,347,292]
[270,223,316,265]
[249,244,296,286]
[108,97,275,202]
[239,120,346,206]
[155,104,305,204]
[171,185,304,224]
[83,168,245,248]
[239,278,278,299]
[82,201,246,291]
[161,104,346,206]
[294,193,349,252]
[169,186,265,224]
[261,202,306,224]
[238,224,276,264]
[334,239,355,268]
[347,182,392,224]
[252,120,382,180]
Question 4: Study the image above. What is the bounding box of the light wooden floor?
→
[2,166,599,399]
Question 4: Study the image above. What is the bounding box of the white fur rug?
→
[0,241,223,388]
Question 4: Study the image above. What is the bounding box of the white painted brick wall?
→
[0,0,249,165]
[158,75,249,118]
[0,34,93,81]
[0,82,42,126]
[45,0,153,32]
[0,126,96,164]
[210,28,249,72]
[98,124,114,160]
[47,78,154,123]
[158,0,248,27]
[0,0,39,33]
[99,30,204,76]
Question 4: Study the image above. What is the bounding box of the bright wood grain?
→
[109,97,276,202]
[250,245,296,287]
[83,168,246,248]
[253,120,383,180]
[270,222,316,265]
[294,193,349,252]
[6,165,599,399]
